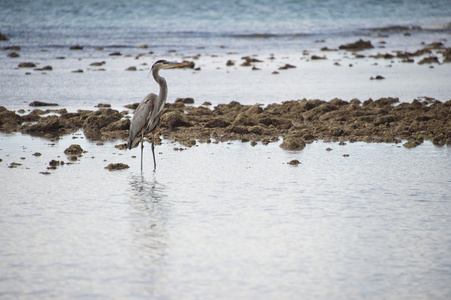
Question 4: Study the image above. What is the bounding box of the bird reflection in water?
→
[128,174,170,264]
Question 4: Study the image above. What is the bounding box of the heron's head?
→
[152,60,189,71]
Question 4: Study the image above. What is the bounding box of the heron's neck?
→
[153,69,168,106]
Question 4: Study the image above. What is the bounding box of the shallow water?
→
[1,132,451,299]
[2,51,451,112]
[1,0,451,110]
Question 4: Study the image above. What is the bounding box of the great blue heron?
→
[127,60,189,171]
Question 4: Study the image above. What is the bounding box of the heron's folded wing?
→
[127,94,156,149]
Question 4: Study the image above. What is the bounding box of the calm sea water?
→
[1,131,451,299]
[1,0,451,53]
[1,132,451,299]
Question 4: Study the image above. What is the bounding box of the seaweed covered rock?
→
[280,136,306,151]
[232,112,258,126]
[21,115,62,134]
[101,118,131,131]
[64,144,84,156]
[0,107,22,131]
[83,109,122,139]
[160,111,192,129]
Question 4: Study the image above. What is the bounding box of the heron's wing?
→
[127,93,156,149]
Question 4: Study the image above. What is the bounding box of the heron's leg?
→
[140,131,144,172]
[151,134,156,171]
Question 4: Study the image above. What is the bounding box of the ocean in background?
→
[1,0,451,54]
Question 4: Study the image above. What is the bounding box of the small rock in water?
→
[278,64,296,70]
[175,97,195,104]
[64,144,84,155]
[288,159,301,165]
[48,159,61,169]
[0,32,9,40]
[125,103,139,110]
[18,62,36,68]
[280,136,306,151]
[8,52,20,58]
[90,61,106,66]
[339,39,374,51]
[34,66,53,71]
[67,155,78,161]
[226,60,235,66]
[115,143,127,150]
[29,101,58,107]
[8,162,22,168]
[105,163,130,171]
[403,140,422,148]
[95,103,111,108]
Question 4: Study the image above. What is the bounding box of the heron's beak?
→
[165,61,192,69]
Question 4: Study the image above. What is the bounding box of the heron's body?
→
[127,60,188,171]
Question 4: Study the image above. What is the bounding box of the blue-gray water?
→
[1,132,451,299]
[2,0,451,53]
[1,0,451,299]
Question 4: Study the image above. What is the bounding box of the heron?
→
[127,60,189,172]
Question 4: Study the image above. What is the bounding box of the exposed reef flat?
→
[1,97,450,152]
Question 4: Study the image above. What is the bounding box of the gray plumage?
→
[127,60,188,171]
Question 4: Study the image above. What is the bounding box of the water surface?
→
[1,132,450,299]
